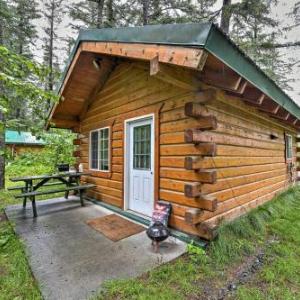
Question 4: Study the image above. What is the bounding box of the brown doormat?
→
[86,214,145,242]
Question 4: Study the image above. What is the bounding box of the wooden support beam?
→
[235,80,248,94]
[196,169,217,184]
[185,156,203,170]
[200,68,242,92]
[184,102,211,118]
[150,55,159,76]
[151,63,199,90]
[270,110,290,121]
[194,89,216,104]
[257,94,265,105]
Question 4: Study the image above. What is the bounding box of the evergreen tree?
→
[42,0,64,94]
[68,0,116,30]
[219,0,294,90]
[117,0,217,26]
[0,0,13,47]
[10,0,40,57]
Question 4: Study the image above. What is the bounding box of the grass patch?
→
[0,164,62,300]
[97,186,300,299]
[0,190,42,299]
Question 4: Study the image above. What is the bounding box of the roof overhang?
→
[47,23,300,131]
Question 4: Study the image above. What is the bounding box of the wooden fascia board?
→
[46,44,83,129]
[81,42,208,71]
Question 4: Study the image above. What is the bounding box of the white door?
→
[127,117,154,216]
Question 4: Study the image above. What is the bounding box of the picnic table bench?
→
[9,172,95,217]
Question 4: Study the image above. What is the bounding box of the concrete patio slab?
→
[5,197,186,300]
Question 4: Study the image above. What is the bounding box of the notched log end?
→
[184,182,201,197]
[197,222,218,240]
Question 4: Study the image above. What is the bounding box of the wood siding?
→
[77,61,297,240]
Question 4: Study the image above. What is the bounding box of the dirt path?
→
[194,236,278,300]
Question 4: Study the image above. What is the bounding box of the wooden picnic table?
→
[9,172,94,217]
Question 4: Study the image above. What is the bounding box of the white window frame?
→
[285,133,293,161]
[89,127,110,172]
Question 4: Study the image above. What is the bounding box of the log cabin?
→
[5,130,45,158]
[47,23,300,240]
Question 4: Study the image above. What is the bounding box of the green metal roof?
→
[5,130,45,145]
[56,22,300,121]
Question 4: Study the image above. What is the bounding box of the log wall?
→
[77,61,297,240]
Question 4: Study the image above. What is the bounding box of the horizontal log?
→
[160,155,285,169]
[184,102,211,118]
[160,143,217,156]
[196,180,287,223]
[200,185,286,232]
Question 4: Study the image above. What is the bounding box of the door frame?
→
[123,113,155,214]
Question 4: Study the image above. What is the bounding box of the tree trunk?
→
[106,0,114,27]
[220,0,232,34]
[48,2,54,92]
[0,111,5,189]
[142,0,149,25]
[96,0,105,28]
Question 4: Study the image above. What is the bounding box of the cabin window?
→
[90,127,110,171]
[133,124,151,170]
[285,134,293,161]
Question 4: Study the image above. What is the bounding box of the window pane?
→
[91,131,99,169]
[286,135,292,159]
[133,124,151,170]
[97,128,110,171]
